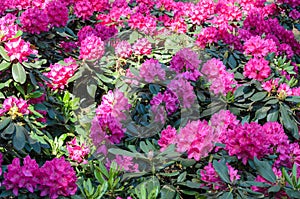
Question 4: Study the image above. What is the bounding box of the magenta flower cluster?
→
[3,156,77,199]
[4,37,38,63]
[0,96,30,118]
[201,58,237,95]
[67,137,90,164]
[170,48,201,81]
[90,89,131,154]
[43,57,78,90]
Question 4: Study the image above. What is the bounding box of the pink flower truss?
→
[74,0,94,20]
[170,48,201,81]
[200,162,240,190]
[67,137,90,164]
[243,58,271,81]
[150,90,179,123]
[128,13,157,35]
[168,77,196,108]
[0,96,29,117]
[0,14,19,42]
[4,37,38,63]
[96,89,131,121]
[139,59,165,83]
[243,36,277,58]
[115,40,132,58]
[107,155,139,172]
[43,57,78,90]
[77,26,97,43]
[44,0,69,28]
[175,120,217,161]
[39,157,77,199]
[132,38,152,55]
[79,35,105,61]
[222,122,272,165]
[3,156,40,196]
[158,125,177,152]
[201,58,237,95]
[262,78,279,93]
[20,7,49,34]
[196,27,219,48]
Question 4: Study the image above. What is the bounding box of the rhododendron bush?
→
[0,0,300,198]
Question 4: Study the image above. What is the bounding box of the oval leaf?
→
[12,63,26,84]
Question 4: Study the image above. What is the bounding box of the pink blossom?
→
[196,27,219,48]
[170,48,201,81]
[139,59,165,83]
[79,35,105,61]
[43,57,78,90]
[200,162,240,190]
[175,120,217,160]
[158,125,177,151]
[289,9,300,20]
[74,0,94,20]
[39,157,77,199]
[107,155,139,172]
[243,58,271,81]
[67,137,90,164]
[3,156,40,196]
[168,77,196,108]
[262,78,279,93]
[0,14,19,42]
[201,58,237,95]
[132,38,152,55]
[44,0,69,28]
[4,37,37,63]
[128,13,157,35]
[243,36,277,58]
[115,41,132,58]
[0,96,29,118]
[20,7,49,34]
[277,83,293,99]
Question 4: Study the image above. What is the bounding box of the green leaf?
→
[253,157,276,183]
[87,84,97,98]
[12,63,26,84]
[249,92,267,102]
[219,192,233,199]
[280,104,299,139]
[213,160,230,183]
[228,54,237,68]
[0,118,11,131]
[268,185,281,193]
[96,73,113,83]
[267,109,279,122]
[177,171,187,183]
[0,46,10,61]
[282,167,293,187]
[13,125,26,151]
[285,96,300,103]
[0,61,11,71]
[160,185,176,199]
[1,122,15,140]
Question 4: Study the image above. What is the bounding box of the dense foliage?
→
[0,0,300,198]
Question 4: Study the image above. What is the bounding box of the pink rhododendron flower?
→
[0,14,19,42]
[168,77,196,108]
[79,35,105,61]
[139,59,165,83]
[170,48,201,81]
[150,90,179,123]
[201,58,237,95]
[39,157,77,199]
[277,83,292,99]
[158,125,177,152]
[243,36,277,58]
[132,38,152,55]
[44,0,69,28]
[43,57,78,90]
[67,137,90,164]
[262,78,279,93]
[200,162,240,190]
[20,7,49,34]
[0,96,29,118]
[175,120,217,161]
[115,40,132,58]
[4,37,38,63]
[3,156,40,196]
[106,155,139,172]
[74,0,94,20]
[128,13,157,35]
[243,58,271,81]
[196,27,219,48]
